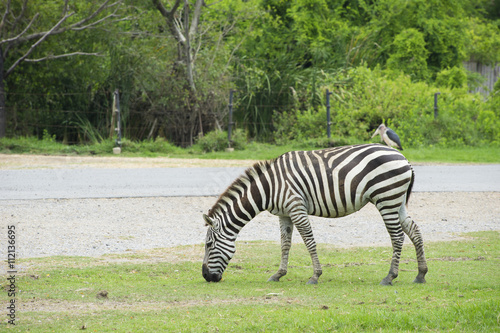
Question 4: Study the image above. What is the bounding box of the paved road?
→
[1,165,499,200]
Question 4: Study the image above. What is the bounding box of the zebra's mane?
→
[207,159,274,218]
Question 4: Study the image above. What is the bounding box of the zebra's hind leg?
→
[291,212,322,285]
[268,216,294,282]
[379,204,406,286]
[399,205,428,283]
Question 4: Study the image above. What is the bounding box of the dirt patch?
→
[0,153,257,169]
[19,295,292,313]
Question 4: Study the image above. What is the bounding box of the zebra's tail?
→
[406,167,415,207]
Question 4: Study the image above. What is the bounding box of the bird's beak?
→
[371,129,379,138]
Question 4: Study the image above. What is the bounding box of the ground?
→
[1,153,498,258]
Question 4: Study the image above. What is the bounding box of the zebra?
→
[202,143,428,286]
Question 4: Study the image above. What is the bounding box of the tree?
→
[152,0,203,92]
[151,0,205,146]
[0,0,126,138]
[151,0,252,146]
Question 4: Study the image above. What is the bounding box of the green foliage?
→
[2,0,500,150]
[273,107,326,145]
[466,18,500,65]
[119,137,182,155]
[195,129,247,153]
[272,66,500,147]
[386,28,429,80]
[435,66,468,89]
[42,129,56,143]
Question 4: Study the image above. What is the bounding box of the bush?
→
[272,65,500,148]
[195,129,247,152]
[435,67,468,89]
[386,28,430,81]
[120,137,181,155]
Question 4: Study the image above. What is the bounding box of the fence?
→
[5,73,496,148]
[463,60,500,95]
[4,89,290,147]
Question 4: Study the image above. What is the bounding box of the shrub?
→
[196,129,247,152]
[435,67,468,89]
[120,137,181,154]
[272,65,500,148]
[273,107,329,145]
[386,28,430,81]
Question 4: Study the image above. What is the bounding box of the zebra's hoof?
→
[380,279,393,286]
[413,277,426,284]
[267,277,280,282]
[306,278,318,285]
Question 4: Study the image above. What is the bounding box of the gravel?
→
[1,192,499,259]
[1,154,499,260]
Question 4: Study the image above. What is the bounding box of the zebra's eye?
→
[206,241,213,248]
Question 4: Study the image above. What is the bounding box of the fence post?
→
[113,89,122,148]
[434,92,440,119]
[326,89,333,139]
[227,89,235,149]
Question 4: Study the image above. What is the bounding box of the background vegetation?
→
[1,0,500,150]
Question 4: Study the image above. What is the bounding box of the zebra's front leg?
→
[292,213,322,285]
[268,216,294,282]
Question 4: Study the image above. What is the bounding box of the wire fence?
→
[5,85,457,147]
[5,89,293,146]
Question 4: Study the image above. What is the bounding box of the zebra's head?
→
[202,214,236,282]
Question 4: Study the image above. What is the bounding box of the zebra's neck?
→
[209,161,272,237]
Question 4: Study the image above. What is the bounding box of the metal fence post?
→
[326,89,333,139]
[228,89,235,148]
[434,92,440,119]
[114,89,122,147]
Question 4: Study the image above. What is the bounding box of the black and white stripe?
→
[202,143,428,285]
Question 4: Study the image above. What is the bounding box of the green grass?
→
[2,231,499,332]
[1,136,500,163]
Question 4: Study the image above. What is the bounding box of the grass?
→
[2,231,499,332]
[1,136,500,163]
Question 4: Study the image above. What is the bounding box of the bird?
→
[371,123,403,150]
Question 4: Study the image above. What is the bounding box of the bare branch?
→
[24,52,104,63]
[0,13,40,46]
[204,0,222,7]
[11,0,28,33]
[0,0,11,32]
[68,1,122,31]
[62,0,70,17]
[152,0,186,44]
[9,0,28,31]
[71,12,120,31]
[152,0,169,17]
[152,0,181,17]
[5,12,74,77]
[189,0,204,37]
[18,0,123,42]
[65,0,116,30]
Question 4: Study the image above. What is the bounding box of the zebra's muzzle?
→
[202,263,222,282]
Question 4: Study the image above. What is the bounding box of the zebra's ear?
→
[203,214,214,227]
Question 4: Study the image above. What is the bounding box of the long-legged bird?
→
[371,123,403,150]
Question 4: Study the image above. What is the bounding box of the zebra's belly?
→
[304,194,371,218]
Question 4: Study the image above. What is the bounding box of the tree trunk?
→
[182,1,196,92]
[0,47,6,138]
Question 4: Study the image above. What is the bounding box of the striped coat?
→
[203,144,427,285]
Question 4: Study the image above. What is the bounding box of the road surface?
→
[0,165,499,200]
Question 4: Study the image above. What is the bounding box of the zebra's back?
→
[272,144,412,218]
